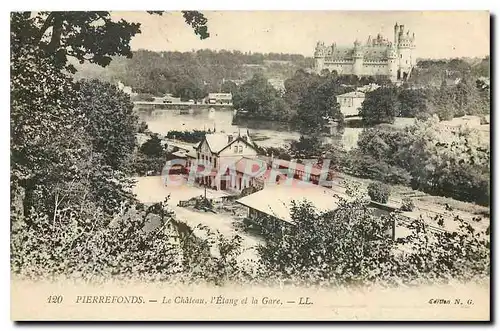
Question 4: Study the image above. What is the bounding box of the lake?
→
[137,107,362,150]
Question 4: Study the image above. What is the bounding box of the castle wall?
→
[323,62,355,75]
[322,61,390,76]
[361,62,389,76]
[314,23,415,81]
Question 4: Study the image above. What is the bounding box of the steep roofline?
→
[217,136,257,155]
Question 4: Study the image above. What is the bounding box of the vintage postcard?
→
[10,10,490,321]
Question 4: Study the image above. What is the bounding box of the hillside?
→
[409,56,490,87]
[72,49,314,97]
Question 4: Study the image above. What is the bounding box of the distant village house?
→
[205,93,233,104]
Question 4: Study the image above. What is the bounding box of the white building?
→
[336,91,366,117]
[117,81,137,97]
[357,83,380,93]
[188,132,259,190]
[206,93,233,104]
[236,183,348,225]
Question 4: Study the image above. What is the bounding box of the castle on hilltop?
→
[314,23,416,82]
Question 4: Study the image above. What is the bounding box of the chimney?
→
[228,135,233,144]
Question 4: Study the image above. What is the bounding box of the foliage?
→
[233,73,291,121]
[11,10,491,288]
[165,11,209,40]
[11,11,208,73]
[240,186,258,198]
[283,69,323,111]
[12,9,264,286]
[343,151,412,186]
[349,119,490,206]
[367,182,391,203]
[409,57,490,119]
[138,121,149,133]
[73,49,314,97]
[220,80,239,94]
[11,11,141,73]
[400,197,415,212]
[256,198,490,287]
[77,79,138,170]
[397,88,429,117]
[360,87,399,125]
[294,75,345,136]
[11,42,85,218]
[194,197,214,212]
[130,135,167,176]
[410,57,488,87]
[11,196,249,285]
[289,135,324,159]
[166,130,208,143]
[11,197,179,280]
[139,135,164,158]
[133,93,155,102]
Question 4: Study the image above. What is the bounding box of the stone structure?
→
[314,23,416,82]
[336,91,366,117]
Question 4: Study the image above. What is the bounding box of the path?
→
[132,175,261,261]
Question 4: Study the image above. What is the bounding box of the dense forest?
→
[72,49,314,99]
[408,56,490,87]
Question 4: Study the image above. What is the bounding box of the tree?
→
[11,192,252,285]
[12,11,209,72]
[353,118,490,206]
[72,79,140,214]
[220,81,238,94]
[233,73,291,121]
[400,197,415,212]
[10,10,217,279]
[77,79,138,171]
[11,11,209,216]
[290,136,323,159]
[11,44,86,218]
[398,88,429,118]
[140,135,164,158]
[283,69,321,110]
[367,182,391,203]
[360,87,399,125]
[256,198,489,287]
[295,76,345,136]
[453,78,482,116]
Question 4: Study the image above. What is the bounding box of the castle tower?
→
[397,25,414,81]
[394,22,399,45]
[410,32,417,67]
[314,41,326,73]
[387,46,398,82]
[353,39,363,76]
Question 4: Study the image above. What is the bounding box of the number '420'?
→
[47,295,63,304]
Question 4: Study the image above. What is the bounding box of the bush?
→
[367,182,391,204]
[257,199,490,287]
[400,197,415,211]
[138,121,149,133]
[344,152,411,186]
[166,130,207,143]
[140,135,164,158]
[134,93,155,102]
[240,186,258,198]
[194,197,214,211]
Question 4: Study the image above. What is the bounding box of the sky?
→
[114,11,490,59]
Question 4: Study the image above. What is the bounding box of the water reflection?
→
[137,107,360,150]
